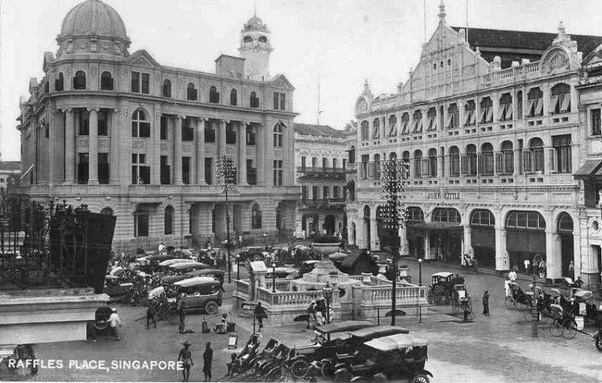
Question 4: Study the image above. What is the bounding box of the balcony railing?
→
[301,198,346,208]
[297,166,347,174]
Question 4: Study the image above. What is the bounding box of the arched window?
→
[557,212,573,233]
[258,36,267,43]
[100,71,113,90]
[501,141,514,175]
[400,113,410,135]
[361,121,369,140]
[187,83,197,101]
[402,151,410,178]
[464,100,476,126]
[243,36,253,43]
[250,91,259,108]
[406,207,424,223]
[466,144,477,176]
[449,146,460,177]
[132,109,150,137]
[480,143,494,176]
[164,206,174,235]
[506,211,546,230]
[73,70,86,89]
[273,123,283,147]
[479,97,493,123]
[413,150,422,178]
[428,148,437,177]
[551,83,571,114]
[373,154,381,179]
[372,118,380,139]
[426,108,437,131]
[389,152,397,160]
[516,90,523,119]
[230,89,237,106]
[163,79,172,98]
[55,72,64,91]
[432,208,461,223]
[527,137,544,173]
[363,205,371,219]
[527,87,543,117]
[100,207,114,215]
[412,110,423,133]
[388,115,397,136]
[251,203,262,229]
[209,86,219,103]
[470,209,495,227]
[499,93,513,121]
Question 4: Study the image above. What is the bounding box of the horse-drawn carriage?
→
[427,272,464,305]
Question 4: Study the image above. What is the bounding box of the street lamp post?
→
[236,254,241,280]
[418,258,423,323]
[263,233,268,249]
[272,262,276,292]
[216,155,236,284]
[322,282,333,324]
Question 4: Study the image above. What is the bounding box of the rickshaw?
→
[335,333,432,383]
[450,284,472,315]
[86,306,114,340]
[548,303,578,339]
[289,321,375,379]
[427,272,458,304]
[173,276,222,314]
[504,281,534,320]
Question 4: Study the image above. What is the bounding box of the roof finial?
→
[253,0,256,17]
[558,20,566,38]
[438,0,447,24]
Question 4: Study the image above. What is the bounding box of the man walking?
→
[178,340,193,382]
[254,302,267,332]
[178,295,186,334]
[203,341,213,382]
[146,299,157,329]
[108,308,122,340]
[482,290,490,316]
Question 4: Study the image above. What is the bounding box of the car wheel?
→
[321,360,335,379]
[594,335,602,352]
[411,372,431,383]
[204,301,219,315]
[290,358,309,379]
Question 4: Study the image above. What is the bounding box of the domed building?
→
[17,0,298,252]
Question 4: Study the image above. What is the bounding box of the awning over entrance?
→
[574,159,602,179]
[407,222,463,232]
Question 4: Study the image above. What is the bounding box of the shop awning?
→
[574,159,602,179]
[407,222,463,232]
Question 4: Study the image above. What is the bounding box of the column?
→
[88,108,99,184]
[424,233,432,259]
[513,146,521,176]
[238,122,247,185]
[256,123,265,185]
[151,111,161,185]
[64,109,75,184]
[437,147,444,178]
[369,217,378,251]
[110,109,120,184]
[174,115,183,185]
[462,224,472,265]
[218,120,226,156]
[573,231,581,279]
[495,223,508,271]
[48,105,57,186]
[196,118,206,185]
[545,229,560,278]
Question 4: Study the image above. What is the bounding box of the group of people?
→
[178,341,213,382]
[306,298,333,328]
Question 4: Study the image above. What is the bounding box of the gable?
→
[270,74,295,90]
[126,50,161,69]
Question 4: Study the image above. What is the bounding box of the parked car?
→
[542,277,581,298]
[239,246,272,262]
[173,277,222,314]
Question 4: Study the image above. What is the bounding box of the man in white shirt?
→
[109,308,122,341]
[508,269,517,282]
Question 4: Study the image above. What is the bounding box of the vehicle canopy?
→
[266,267,299,278]
[169,262,210,272]
[431,272,453,279]
[574,290,593,300]
[159,258,195,267]
[161,275,189,284]
[363,333,428,352]
[149,286,166,300]
[186,269,225,278]
[303,260,321,265]
[347,326,410,340]
[315,320,375,341]
[174,276,220,289]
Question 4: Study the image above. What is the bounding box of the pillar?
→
[495,224,508,271]
[190,204,200,246]
[545,229,560,278]
[238,122,247,185]
[88,108,99,184]
[461,224,472,265]
[369,217,378,251]
[151,111,161,185]
[48,106,57,186]
[64,109,75,184]
[196,118,206,185]
[218,120,226,156]
[110,109,120,184]
[174,115,183,185]
[424,233,432,259]
[256,123,265,185]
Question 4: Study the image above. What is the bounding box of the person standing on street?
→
[203,341,213,382]
[178,340,193,382]
[254,302,267,332]
[482,290,490,316]
[146,299,157,329]
[108,308,122,340]
[178,295,186,334]
[568,260,575,280]
[524,259,530,274]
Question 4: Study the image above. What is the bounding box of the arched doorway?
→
[505,211,546,274]
[470,209,495,267]
[405,207,425,258]
[363,206,371,249]
[557,213,574,278]
[323,215,336,234]
[431,207,462,263]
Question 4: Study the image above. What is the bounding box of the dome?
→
[243,15,269,33]
[59,0,129,41]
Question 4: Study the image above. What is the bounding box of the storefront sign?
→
[426,192,460,200]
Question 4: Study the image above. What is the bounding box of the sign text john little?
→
[426,192,461,200]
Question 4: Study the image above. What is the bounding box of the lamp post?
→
[418,258,423,323]
[263,233,268,249]
[272,262,276,292]
[216,155,236,284]
[322,282,333,324]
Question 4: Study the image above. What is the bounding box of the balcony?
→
[297,166,347,174]
[300,198,346,209]
[296,167,346,181]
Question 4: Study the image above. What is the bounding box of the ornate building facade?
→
[348,4,602,287]
[17,0,298,251]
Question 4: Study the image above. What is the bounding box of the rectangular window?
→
[333,186,340,199]
[131,71,140,93]
[301,186,308,201]
[205,121,216,143]
[98,110,108,136]
[182,119,194,141]
[322,158,328,169]
[592,109,601,136]
[226,122,237,144]
[273,92,286,110]
[323,186,329,199]
[246,159,257,185]
[77,153,89,184]
[98,153,109,184]
[301,156,306,170]
[246,125,256,145]
[205,158,213,185]
[132,153,150,184]
[131,71,150,94]
[78,111,89,135]
[160,155,171,184]
[141,73,150,94]
[160,116,168,140]
[552,134,572,173]
[182,156,191,184]
[280,93,286,110]
[312,186,319,200]
[135,210,149,237]
[273,160,283,186]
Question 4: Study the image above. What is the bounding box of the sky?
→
[2,0,602,161]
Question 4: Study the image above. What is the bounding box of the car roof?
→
[316,321,375,334]
[187,269,225,276]
[364,333,428,351]
[169,262,208,270]
[348,326,409,338]
[159,259,195,266]
[432,272,453,278]
[174,276,219,288]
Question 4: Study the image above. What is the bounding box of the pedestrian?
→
[158,241,166,254]
[462,300,470,322]
[574,275,584,288]
[568,260,574,280]
[108,308,122,341]
[524,259,530,274]
[254,302,267,332]
[203,341,213,382]
[178,340,193,382]
[307,301,316,329]
[482,290,490,316]
[508,268,517,283]
[178,295,186,334]
[146,299,157,329]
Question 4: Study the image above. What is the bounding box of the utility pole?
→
[216,155,236,284]
[317,75,323,125]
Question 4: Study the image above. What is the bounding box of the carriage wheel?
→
[561,319,577,340]
[521,307,533,321]
[411,373,431,383]
[549,321,563,337]
[426,288,434,304]
[594,335,602,352]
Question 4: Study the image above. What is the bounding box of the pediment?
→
[270,74,295,90]
[126,50,161,69]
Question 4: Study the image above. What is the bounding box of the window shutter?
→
[486,107,493,123]
[549,148,557,173]
[535,98,543,115]
[478,108,486,123]
[550,95,559,114]
[421,158,430,177]
[495,152,503,174]
[498,104,506,121]
[464,110,471,126]
[526,99,535,116]
[505,103,513,120]
[523,150,533,173]
[401,120,409,135]
[446,113,453,129]
[561,94,571,113]
[460,155,468,175]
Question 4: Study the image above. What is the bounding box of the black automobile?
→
[87,306,114,340]
[239,246,272,262]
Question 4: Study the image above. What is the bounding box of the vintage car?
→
[186,268,225,283]
[542,277,581,298]
[173,277,222,314]
[167,262,210,275]
[158,258,195,267]
[299,260,321,276]
[289,321,375,378]
[239,246,273,262]
[266,266,300,280]
[335,333,432,383]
